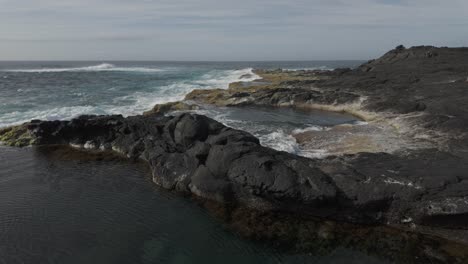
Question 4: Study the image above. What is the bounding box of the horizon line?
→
[0,59,367,62]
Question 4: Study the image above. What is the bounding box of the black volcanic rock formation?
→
[2,46,468,258]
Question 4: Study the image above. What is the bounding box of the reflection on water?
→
[0,146,390,264]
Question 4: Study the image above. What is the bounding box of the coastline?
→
[2,45,468,262]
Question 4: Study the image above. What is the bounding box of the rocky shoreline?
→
[2,45,468,263]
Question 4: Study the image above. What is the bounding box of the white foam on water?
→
[0,105,108,127]
[193,68,261,89]
[292,125,329,134]
[3,63,165,73]
[292,121,367,135]
[352,120,369,125]
[259,129,330,158]
[109,68,261,116]
[299,149,329,159]
[108,90,187,117]
[258,130,300,154]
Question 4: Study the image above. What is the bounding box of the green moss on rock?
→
[0,124,35,147]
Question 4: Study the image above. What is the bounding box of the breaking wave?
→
[112,68,261,115]
[3,63,165,73]
[194,68,260,89]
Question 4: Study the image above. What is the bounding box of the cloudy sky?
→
[0,0,467,60]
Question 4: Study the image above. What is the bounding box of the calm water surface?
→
[0,146,390,264]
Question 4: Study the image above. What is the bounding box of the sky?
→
[0,0,467,61]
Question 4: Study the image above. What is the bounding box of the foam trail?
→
[3,63,165,73]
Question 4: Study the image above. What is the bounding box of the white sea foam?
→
[260,129,330,158]
[114,68,260,114]
[352,120,369,125]
[109,90,186,116]
[194,68,260,89]
[292,121,367,135]
[259,130,300,154]
[0,105,108,127]
[292,125,329,134]
[3,63,165,73]
[299,149,329,159]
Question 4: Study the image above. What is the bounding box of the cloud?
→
[0,0,467,60]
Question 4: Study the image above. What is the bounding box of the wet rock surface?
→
[2,46,468,262]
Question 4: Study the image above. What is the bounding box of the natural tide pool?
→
[175,105,360,158]
[0,146,391,264]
